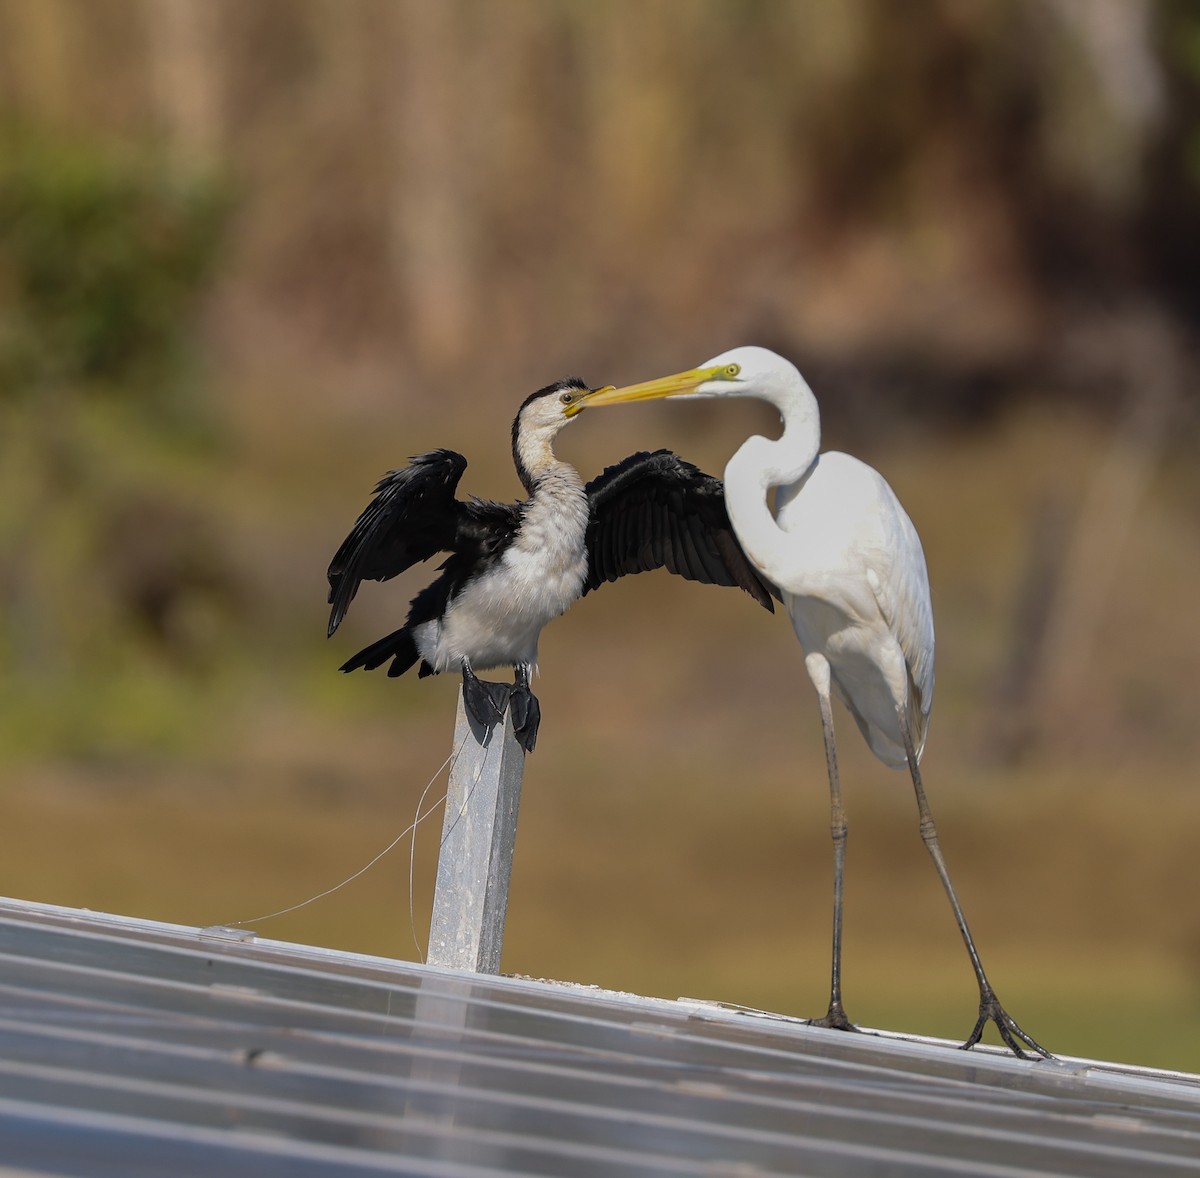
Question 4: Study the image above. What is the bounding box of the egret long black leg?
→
[801,655,856,1033]
[509,663,540,754]
[808,687,856,1032]
[897,708,1051,1059]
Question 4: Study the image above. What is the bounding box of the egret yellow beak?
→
[563,385,613,417]
[568,363,739,413]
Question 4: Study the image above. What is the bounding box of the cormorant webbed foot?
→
[461,667,512,739]
[461,666,539,753]
[962,987,1052,1060]
[509,685,541,754]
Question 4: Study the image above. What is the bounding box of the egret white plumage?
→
[328,377,777,752]
[576,347,1048,1058]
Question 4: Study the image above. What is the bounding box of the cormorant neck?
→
[512,421,569,497]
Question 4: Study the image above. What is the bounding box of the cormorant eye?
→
[559,391,574,404]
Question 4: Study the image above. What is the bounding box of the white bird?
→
[327,377,776,752]
[575,346,1048,1058]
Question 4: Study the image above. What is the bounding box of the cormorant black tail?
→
[339,626,422,678]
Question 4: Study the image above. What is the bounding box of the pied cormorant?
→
[327,377,777,752]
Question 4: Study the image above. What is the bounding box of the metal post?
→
[426,688,526,973]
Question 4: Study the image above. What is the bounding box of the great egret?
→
[575,348,1048,1058]
[328,377,777,752]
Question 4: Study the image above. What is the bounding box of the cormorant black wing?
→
[584,450,779,611]
[326,448,472,637]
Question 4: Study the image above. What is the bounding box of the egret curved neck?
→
[721,380,819,585]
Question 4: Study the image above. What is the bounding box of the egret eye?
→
[724,363,741,378]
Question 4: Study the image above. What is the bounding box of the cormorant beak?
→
[569,363,738,412]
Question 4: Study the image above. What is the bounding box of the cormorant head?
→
[514,377,591,433]
[511,377,612,491]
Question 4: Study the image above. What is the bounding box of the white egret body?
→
[577,347,1047,1058]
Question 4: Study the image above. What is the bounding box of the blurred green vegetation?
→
[0,133,237,758]
[0,134,226,400]
[0,0,1198,1073]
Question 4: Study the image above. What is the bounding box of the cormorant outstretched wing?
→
[584,450,779,611]
[327,449,519,637]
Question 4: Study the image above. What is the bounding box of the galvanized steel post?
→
[426,689,525,973]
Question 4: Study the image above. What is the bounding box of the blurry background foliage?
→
[0,0,1199,1070]
[0,136,226,399]
[0,133,234,758]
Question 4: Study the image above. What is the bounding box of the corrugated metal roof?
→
[0,896,1196,1176]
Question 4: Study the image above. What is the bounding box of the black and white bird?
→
[327,377,777,752]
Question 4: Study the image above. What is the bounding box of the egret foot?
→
[962,987,1052,1059]
[806,1001,859,1034]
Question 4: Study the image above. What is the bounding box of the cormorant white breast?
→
[327,377,776,752]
